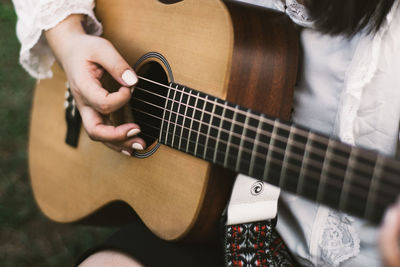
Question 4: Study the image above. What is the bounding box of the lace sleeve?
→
[12,0,102,79]
[271,0,314,27]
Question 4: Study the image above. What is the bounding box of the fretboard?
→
[133,82,400,224]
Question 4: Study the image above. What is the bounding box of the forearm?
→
[45,14,87,67]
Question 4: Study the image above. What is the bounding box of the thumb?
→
[91,39,138,87]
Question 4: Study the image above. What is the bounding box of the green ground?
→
[0,1,113,266]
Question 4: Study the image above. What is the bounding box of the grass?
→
[0,1,113,266]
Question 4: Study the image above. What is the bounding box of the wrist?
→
[47,14,86,35]
[45,14,87,62]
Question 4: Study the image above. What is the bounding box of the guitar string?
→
[133,102,399,190]
[133,86,351,167]
[135,109,389,192]
[129,78,399,200]
[130,86,400,196]
[132,104,398,205]
[135,77,348,149]
[134,76,395,170]
[134,110,396,210]
[131,85,399,180]
[132,91,348,172]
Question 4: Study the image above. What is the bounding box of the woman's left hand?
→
[380,200,400,267]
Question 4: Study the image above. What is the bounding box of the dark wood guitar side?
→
[29,0,299,241]
[184,1,299,241]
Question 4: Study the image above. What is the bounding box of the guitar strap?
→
[227,174,281,225]
[223,174,297,266]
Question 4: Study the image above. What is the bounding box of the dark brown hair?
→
[305,0,396,36]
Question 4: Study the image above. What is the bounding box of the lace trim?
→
[319,210,360,266]
[311,208,360,267]
[285,0,314,28]
[273,0,313,28]
[19,0,102,79]
[336,0,399,145]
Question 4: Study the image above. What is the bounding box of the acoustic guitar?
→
[29,0,400,242]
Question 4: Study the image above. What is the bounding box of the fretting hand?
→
[380,200,400,267]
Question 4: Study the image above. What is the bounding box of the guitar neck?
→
[133,81,400,224]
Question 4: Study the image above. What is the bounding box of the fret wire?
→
[186,91,200,153]
[249,114,263,177]
[235,109,251,172]
[364,155,384,220]
[224,105,239,168]
[339,147,356,211]
[158,84,172,141]
[195,95,208,156]
[296,131,311,195]
[133,103,400,191]
[171,85,183,147]
[345,151,377,217]
[164,86,177,144]
[213,101,228,163]
[316,138,333,203]
[178,87,190,151]
[202,98,217,160]
[279,125,295,188]
[134,85,354,168]
[134,110,399,208]
[263,120,279,183]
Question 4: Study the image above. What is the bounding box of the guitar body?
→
[29,0,298,241]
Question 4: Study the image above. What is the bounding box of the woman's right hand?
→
[45,14,145,156]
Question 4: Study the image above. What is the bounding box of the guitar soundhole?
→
[131,61,169,151]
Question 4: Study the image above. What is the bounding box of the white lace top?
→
[12,0,400,266]
[12,0,102,79]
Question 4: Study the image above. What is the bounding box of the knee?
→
[79,250,143,267]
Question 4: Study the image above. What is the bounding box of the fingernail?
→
[122,70,138,86]
[132,143,144,150]
[121,150,131,156]
[127,128,140,137]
